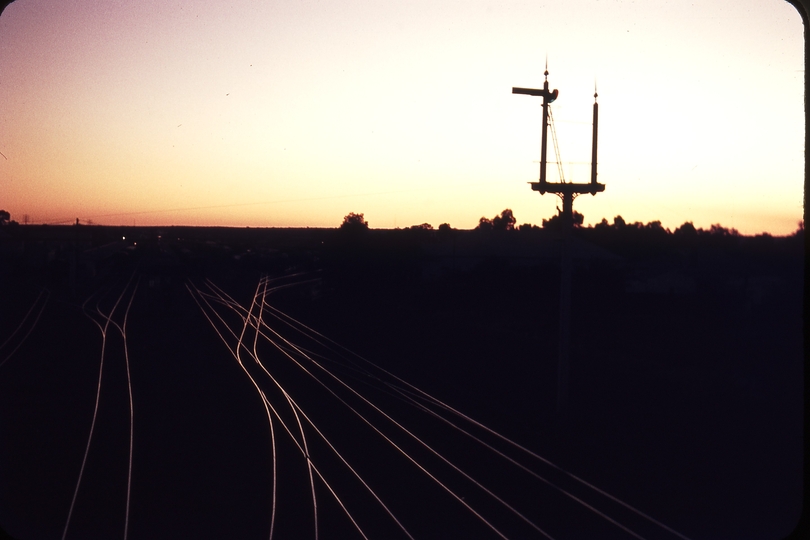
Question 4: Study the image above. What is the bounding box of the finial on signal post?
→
[591,80,599,190]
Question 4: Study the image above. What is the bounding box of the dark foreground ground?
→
[0,224,804,539]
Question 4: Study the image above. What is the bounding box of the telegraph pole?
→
[513,68,604,415]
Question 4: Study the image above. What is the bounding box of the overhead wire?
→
[548,105,566,183]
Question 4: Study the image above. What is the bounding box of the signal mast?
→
[513,67,604,414]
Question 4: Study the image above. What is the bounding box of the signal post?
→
[513,69,604,415]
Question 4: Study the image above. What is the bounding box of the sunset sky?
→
[0,0,804,234]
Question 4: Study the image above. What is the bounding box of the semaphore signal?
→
[513,66,604,415]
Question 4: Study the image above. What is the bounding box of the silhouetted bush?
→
[477,209,516,232]
[477,217,493,232]
[339,212,369,233]
[673,221,697,239]
[542,210,584,229]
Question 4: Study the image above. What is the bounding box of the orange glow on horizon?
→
[0,0,803,235]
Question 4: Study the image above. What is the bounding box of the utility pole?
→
[513,68,604,415]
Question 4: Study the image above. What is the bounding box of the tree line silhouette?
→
[339,208,803,240]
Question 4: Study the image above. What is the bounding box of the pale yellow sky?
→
[0,0,804,233]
